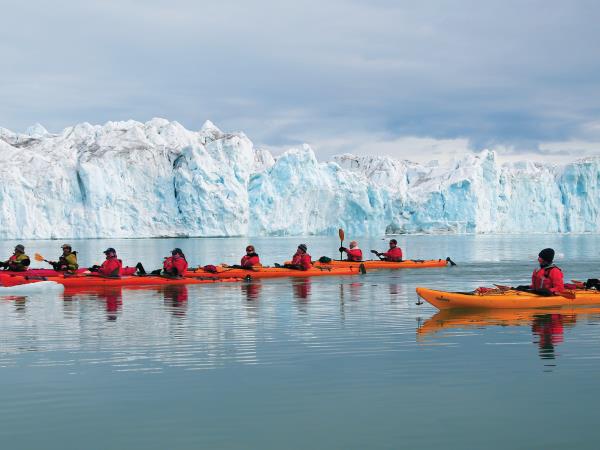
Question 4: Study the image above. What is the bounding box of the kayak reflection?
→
[417,308,598,361]
[162,285,188,317]
[293,278,311,300]
[241,280,262,301]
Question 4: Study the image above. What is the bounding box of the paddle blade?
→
[338,228,345,242]
[34,253,45,262]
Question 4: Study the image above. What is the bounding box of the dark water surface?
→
[1,235,600,449]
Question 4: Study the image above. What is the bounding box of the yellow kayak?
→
[416,287,600,310]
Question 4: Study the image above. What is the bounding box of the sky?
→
[1,0,600,163]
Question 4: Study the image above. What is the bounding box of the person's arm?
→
[549,269,565,294]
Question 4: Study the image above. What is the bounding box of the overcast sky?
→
[1,0,600,163]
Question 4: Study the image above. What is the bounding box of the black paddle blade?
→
[359,263,366,275]
[446,257,457,266]
[370,250,378,255]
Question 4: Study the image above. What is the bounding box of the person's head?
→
[61,244,72,254]
[104,247,117,258]
[389,239,397,248]
[538,248,555,266]
[246,245,255,254]
[297,244,308,254]
[171,248,184,257]
[14,244,25,254]
[349,241,358,249]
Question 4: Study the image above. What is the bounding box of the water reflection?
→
[293,278,311,300]
[162,285,188,317]
[241,280,262,301]
[418,308,600,363]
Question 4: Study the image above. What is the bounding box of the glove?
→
[339,247,346,252]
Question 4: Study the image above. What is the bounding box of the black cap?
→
[104,247,116,254]
[538,248,555,263]
[298,244,308,252]
[15,244,25,252]
[171,248,183,255]
[390,239,397,245]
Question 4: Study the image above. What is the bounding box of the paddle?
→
[493,284,576,300]
[338,228,345,261]
[35,253,55,268]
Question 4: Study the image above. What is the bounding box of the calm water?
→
[1,235,600,449]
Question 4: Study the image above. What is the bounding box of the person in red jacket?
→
[339,241,363,261]
[285,244,312,271]
[163,248,188,277]
[240,245,261,269]
[372,239,403,262]
[530,248,564,295]
[90,248,123,277]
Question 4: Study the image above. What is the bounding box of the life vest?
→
[57,252,78,271]
[8,253,31,271]
[241,253,261,268]
[292,252,312,270]
[345,248,362,262]
[98,257,123,277]
[163,255,188,275]
[532,264,564,293]
[382,246,403,262]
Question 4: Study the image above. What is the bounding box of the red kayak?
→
[0,267,137,277]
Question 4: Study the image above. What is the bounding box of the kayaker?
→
[47,244,79,272]
[0,244,31,271]
[162,248,188,277]
[240,245,261,269]
[339,240,363,261]
[371,239,403,262]
[530,248,564,295]
[284,244,312,271]
[89,248,123,277]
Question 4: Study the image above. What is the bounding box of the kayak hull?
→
[2,275,242,288]
[314,259,449,269]
[185,266,364,279]
[416,287,600,310]
[0,267,137,277]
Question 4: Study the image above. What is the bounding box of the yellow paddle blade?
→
[338,228,345,242]
[34,253,45,262]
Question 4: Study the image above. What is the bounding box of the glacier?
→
[0,118,599,239]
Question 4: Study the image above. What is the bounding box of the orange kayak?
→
[185,265,365,279]
[2,274,242,288]
[313,258,451,269]
[416,287,600,310]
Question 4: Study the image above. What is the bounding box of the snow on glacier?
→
[0,118,598,239]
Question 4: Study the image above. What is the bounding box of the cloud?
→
[1,0,600,162]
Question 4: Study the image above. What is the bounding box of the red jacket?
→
[241,253,260,268]
[292,252,312,270]
[163,255,188,275]
[98,257,122,277]
[344,248,363,262]
[531,265,564,294]
[382,247,403,262]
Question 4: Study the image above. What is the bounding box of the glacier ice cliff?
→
[0,118,598,238]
